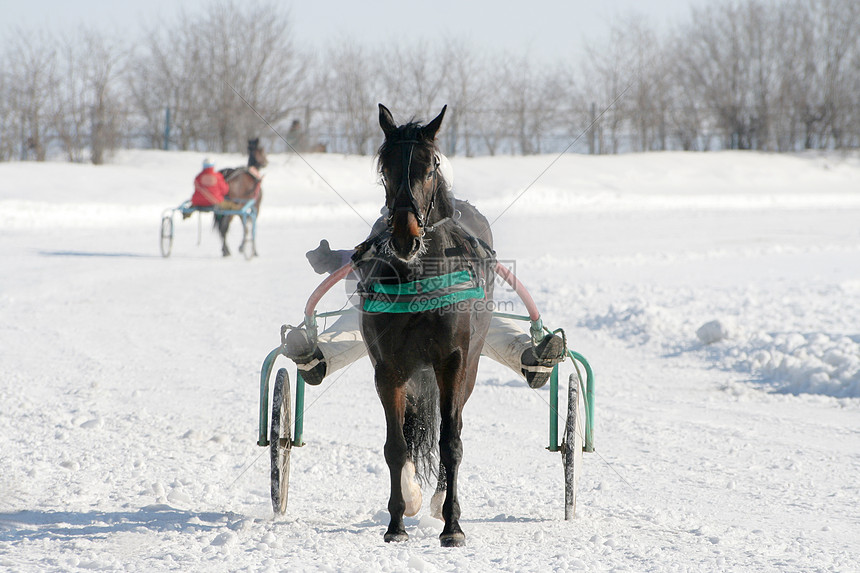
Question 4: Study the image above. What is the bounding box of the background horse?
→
[355,104,495,547]
[214,138,267,256]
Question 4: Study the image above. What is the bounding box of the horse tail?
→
[404,366,439,487]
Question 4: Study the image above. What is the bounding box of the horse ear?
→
[379,104,397,138]
[422,105,447,140]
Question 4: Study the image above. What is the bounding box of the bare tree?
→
[485,53,568,155]
[198,0,305,151]
[4,29,57,160]
[52,33,89,162]
[438,39,488,156]
[130,0,304,153]
[0,44,18,160]
[81,29,126,164]
[678,3,754,149]
[377,40,448,122]
[130,14,206,151]
[816,0,860,148]
[323,41,380,155]
[582,23,635,154]
[585,16,669,153]
[469,52,507,156]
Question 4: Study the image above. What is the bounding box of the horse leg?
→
[237,213,259,257]
[377,365,410,543]
[238,218,247,254]
[252,197,261,256]
[436,354,467,547]
[219,215,232,256]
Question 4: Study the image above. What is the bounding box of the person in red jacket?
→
[191,158,230,207]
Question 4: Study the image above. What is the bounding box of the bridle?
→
[384,139,440,230]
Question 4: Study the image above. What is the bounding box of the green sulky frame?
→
[257,311,594,455]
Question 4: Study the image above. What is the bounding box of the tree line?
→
[1,0,858,163]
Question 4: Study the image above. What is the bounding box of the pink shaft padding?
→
[305,263,354,317]
[495,262,541,321]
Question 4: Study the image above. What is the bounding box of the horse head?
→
[248,138,268,169]
[377,104,449,263]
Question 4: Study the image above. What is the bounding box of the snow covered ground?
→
[1,149,859,572]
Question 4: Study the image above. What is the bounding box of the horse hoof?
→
[384,531,408,543]
[439,532,465,548]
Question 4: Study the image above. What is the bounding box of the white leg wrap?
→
[430,490,446,521]
[401,461,423,517]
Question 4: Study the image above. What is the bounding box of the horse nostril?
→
[392,235,410,255]
[391,234,421,259]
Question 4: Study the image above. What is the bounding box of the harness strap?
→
[521,364,554,374]
[360,269,481,303]
[361,273,485,313]
[222,166,263,184]
[221,168,241,182]
[296,358,323,370]
[425,216,451,232]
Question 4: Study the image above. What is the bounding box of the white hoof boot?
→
[401,461,423,517]
[430,490,446,521]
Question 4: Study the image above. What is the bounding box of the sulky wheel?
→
[563,372,585,520]
[160,215,174,257]
[270,368,292,515]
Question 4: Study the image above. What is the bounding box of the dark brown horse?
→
[215,138,268,256]
[354,104,495,547]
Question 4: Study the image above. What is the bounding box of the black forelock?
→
[376,120,438,176]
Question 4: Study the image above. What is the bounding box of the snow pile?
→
[721,331,860,398]
[579,284,860,397]
[696,320,730,345]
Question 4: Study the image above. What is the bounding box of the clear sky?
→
[7,0,710,61]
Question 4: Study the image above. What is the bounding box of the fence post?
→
[589,102,597,155]
[163,107,171,151]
